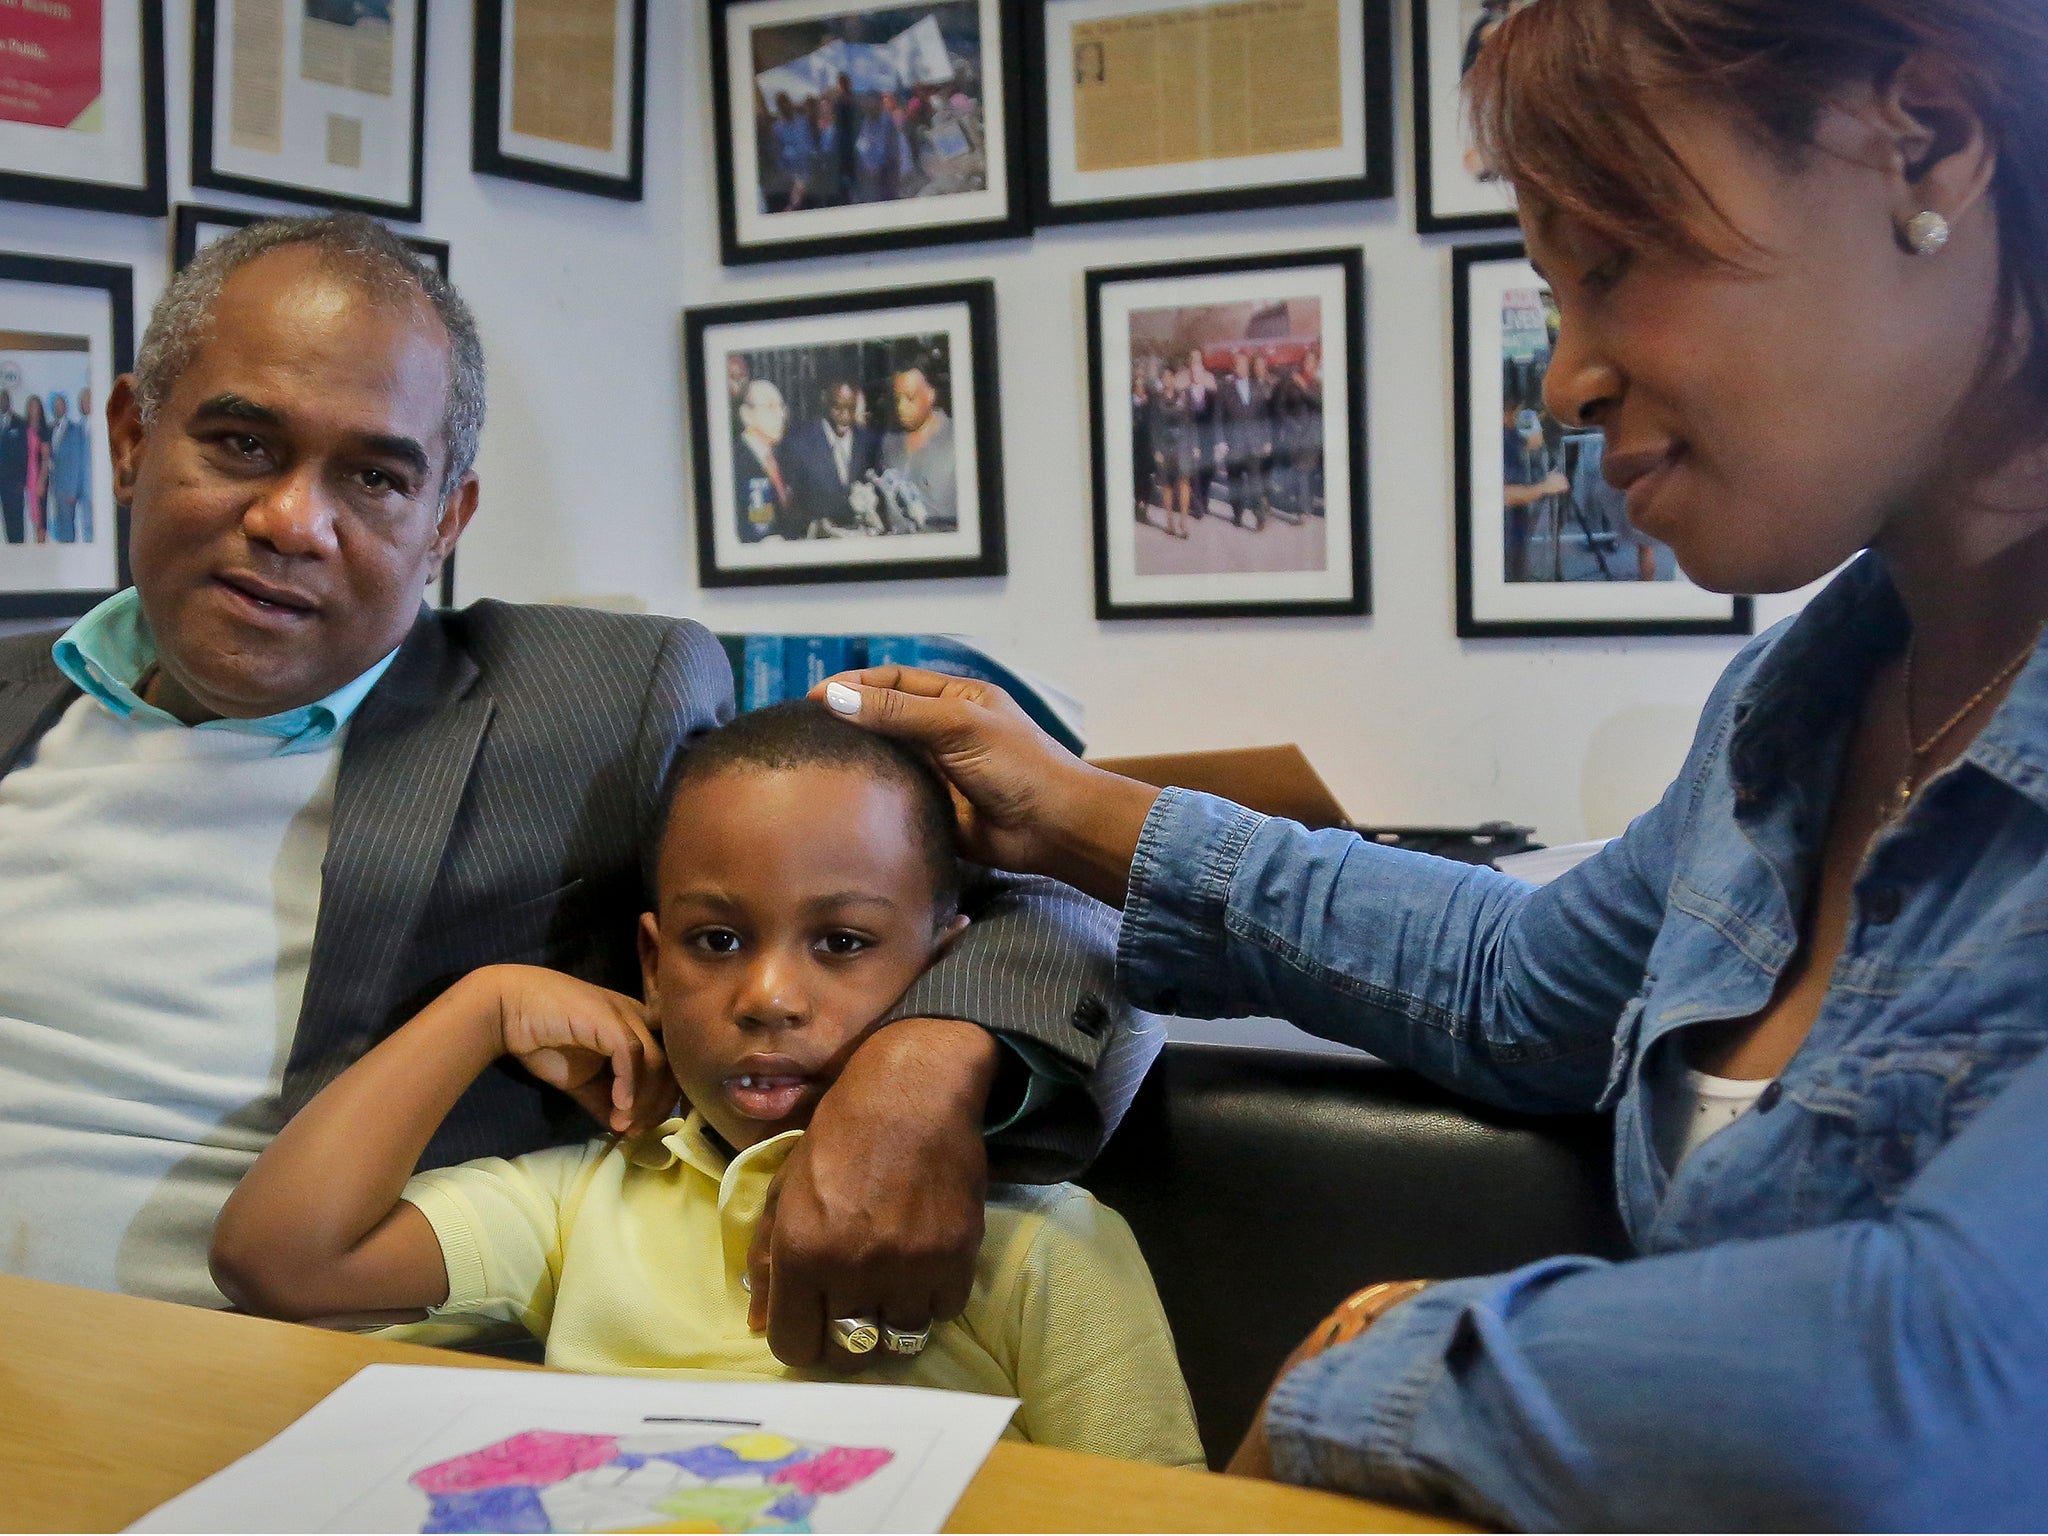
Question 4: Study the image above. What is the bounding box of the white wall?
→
[2,0,1821,844]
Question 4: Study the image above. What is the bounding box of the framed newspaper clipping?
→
[709,0,1030,265]
[1412,0,1516,233]
[473,0,648,200]
[1027,0,1392,225]
[1453,243,1752,637]
[1087,248,1367,619]
[0,253,132,619]
[192,0,428,221]
[685,283,1007,586]
[0,0,168,216]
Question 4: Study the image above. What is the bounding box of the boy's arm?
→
[212,965,669,1321]
[1006,1192,1207,1469]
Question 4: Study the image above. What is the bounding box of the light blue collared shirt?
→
[52,588,399,755]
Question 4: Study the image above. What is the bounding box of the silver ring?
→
[828,1316,880,1355]
[881,1325,930,1357]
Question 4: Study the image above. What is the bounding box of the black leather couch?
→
[1080,1041,1630,1468]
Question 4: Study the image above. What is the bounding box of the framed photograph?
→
[169,206,455,608]
[0,0,168,215]
[1412,0,1516,233]
[192,0,428,221]
[1028,0,1392,226]
[473,0,647,201]
[708,0,1029,266]
[685,283,1006,587]
[0,254,132,620]
[1453,243,1752,638]
[1087,249,1367,620]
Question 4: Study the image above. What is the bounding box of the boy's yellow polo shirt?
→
[400,1113,1204,1469]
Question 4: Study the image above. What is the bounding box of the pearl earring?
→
[1902,210,1951,257]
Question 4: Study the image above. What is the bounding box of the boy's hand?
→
[482,965,677,1136]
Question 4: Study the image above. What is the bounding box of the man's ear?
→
[637,910,662,1008]
[106,375,145,506]
[931,910,970,960]
[428,471,480,581]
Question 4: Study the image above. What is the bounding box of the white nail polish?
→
[825,681,861,716]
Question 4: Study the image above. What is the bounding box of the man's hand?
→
[808,666,1159,906]
[485,965,677,1137]
[746,1016,998,1369]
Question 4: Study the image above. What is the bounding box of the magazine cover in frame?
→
[1411,0,1516,233]
[0,0,168,215]
[1029,0,1393,224]
[710,0,1028,264]
[686,283,1006,587]
[1453,243,1752,637]
[0,255,132,620]
[1088,249,1367,619]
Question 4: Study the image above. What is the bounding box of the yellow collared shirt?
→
[400,1113,1204,1468]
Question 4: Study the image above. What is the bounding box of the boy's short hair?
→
[651,701,963,913]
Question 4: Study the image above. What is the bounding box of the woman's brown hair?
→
[1467,0,2048,465]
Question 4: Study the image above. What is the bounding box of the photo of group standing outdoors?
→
[0,337,95,549]
[1496,283,1674,584]
[725,333,960,544]
[750,2,989,213]
[1127,296,1326,578]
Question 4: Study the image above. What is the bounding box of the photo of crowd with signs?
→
[1493,284,1674,585]
[724,334,960,543]
[1127,297,1327,579]
[750,1,987,212]
[0,336,95,549]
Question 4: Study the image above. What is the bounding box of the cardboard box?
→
[1087,744,1351,830]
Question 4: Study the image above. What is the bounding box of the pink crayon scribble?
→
[768,1445,894,1496]
[412,1431,621,1495]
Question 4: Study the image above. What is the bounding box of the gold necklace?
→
[1893,623,2045,816]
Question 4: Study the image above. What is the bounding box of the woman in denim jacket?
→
[816,0,2048,1526]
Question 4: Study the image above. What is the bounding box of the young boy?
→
[211,702,1203,1468]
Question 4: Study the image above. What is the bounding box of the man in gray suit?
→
[0,215,1150,1367]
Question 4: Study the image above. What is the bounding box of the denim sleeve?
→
[1266,1044,2048,1531]
[1117,782,1682,1111]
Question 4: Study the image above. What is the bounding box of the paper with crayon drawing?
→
[129,1364,1017,1533]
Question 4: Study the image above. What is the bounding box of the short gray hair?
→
[134,212,486,495]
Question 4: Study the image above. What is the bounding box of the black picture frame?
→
[708,0,1032,266]
[1026,0,1393,227]
[473,0,648,201]
[191,0,429,222]
[1086,248,1369,620]
[0,253,134,620]
[1412,0,1517,234]
[167,206,455,609]
[1451,242,1753,637]
[0,0,168,216]
[684,281,1007,587]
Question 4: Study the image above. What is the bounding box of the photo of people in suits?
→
[1496,284,1673,583]
[749,2,988,216]
[0,335,95,550]
[1126,298,1328,579]
[723,332,959,545]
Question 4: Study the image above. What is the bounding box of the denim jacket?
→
[1119,554,2048,1530]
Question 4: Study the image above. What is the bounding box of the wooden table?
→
[0,1274,1464,1533]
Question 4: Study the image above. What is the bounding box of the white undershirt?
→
[1656,1066,1773,1171]
[0,696,339,1306]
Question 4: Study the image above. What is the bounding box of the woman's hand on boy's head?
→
[479,964,677,1136]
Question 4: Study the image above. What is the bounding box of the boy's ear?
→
[931,911,971,960]
[637,911,662,1007]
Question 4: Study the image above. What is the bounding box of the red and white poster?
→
[0,0,104,130]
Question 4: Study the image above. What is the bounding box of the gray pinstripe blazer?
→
[0,601,1155,1179]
